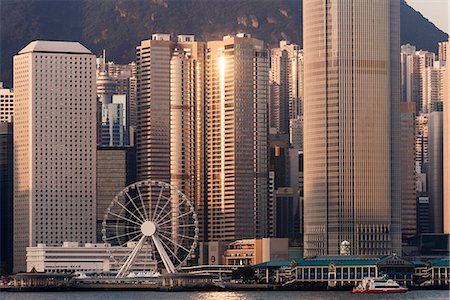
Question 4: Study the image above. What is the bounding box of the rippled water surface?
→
[0,290,449,300]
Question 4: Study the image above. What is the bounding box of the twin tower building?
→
[13,0,402,272]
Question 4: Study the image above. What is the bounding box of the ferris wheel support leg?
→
[152,234,177,274]
[116,235,146,278]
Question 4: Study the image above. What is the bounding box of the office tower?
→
[303,0,401,256]
[136,34,206,240]
[96,146,136,241]
[169,35,206,242]
[0,122,13,275]
[416,114,429,183]
[428,108,443,233]
[401,44,416,102]
[96,57,138,130]
[136,34,172,184]
[96,56,136,146]
[268,171,276,237]
[268,133,289,238]
[438,41,448,62]
[206,33,269,241]
[13,41,96,272]
[417,195,431,233]
[100,95,128,146]
[96,70,116,96]
[400,102,417,241]
[288,148,304,245]
[422,61,446,113]
[269,41,303,133]
[289,116,303,149]
[108,61,137,129]
[444,38,450,234]
[0,83,13,122]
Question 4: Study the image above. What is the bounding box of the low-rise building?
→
[255,254,418,288]
[26,242,156,274]
[223,238,289,266]
[200,238,290,266]
[429,258,450,287]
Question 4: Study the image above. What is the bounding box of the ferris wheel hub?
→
[141,221,157,237]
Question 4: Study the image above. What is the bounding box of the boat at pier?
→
[352,276,408,293]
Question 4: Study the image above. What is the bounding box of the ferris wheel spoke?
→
[108,211,142,227]
[157,231,191,253]
[112,197,145,224]
[154,197,187,225]
[147,184,152,220]
[157,210,193,227]
[104,223,139,230]
[153,195,173,223]
[125,191,147,222]
[152,185,165,221]
[158,229,195,241]
[160,223,196,229]
[119,232,144,247]
[136,184,149,220]
[157,235,183,264]
[105,229,142,241]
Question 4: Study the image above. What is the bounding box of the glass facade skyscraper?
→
[303,0,401,256]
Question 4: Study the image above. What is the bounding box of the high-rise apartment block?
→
[303,0,401,256]
[401,44,416,103]
[422,61,445,113]
[438,41,448,62]
[0,83,13,122]
[401,47,435,112]
[269,41,303,133]
[13,41,96,272]
[206,33,269,241]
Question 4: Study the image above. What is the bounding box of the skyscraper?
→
[13,41,96,272]
[444,38,450,234]
[96,55,136,147]
[136,34,173,184]
[422,60,445,113]
[428,107,443,233]
[400,102,417,241]
[136,34,207,240]
[303,0,401,256]
[0,122,13,275]
[269,41,303,133]
[414,51,436,113]
[401,44,416,103]
[206,33,269,241]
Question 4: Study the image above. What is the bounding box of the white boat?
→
[126,271,160,278]
[352,275,408,293]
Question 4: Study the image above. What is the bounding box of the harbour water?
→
[0,290,449,300]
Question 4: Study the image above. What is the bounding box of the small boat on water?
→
[352,275,408,293]
[126,271,161,278]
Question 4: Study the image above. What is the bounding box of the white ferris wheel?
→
[102,180,199,278]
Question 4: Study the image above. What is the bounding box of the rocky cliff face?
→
[0,0,447,86]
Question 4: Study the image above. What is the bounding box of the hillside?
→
[0,0,448,87]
